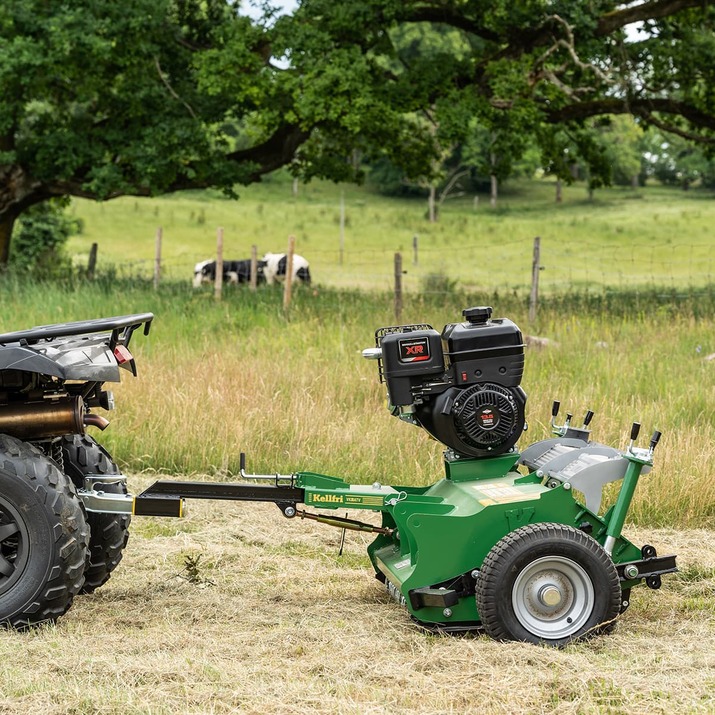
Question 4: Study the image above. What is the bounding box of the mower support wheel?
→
[60,434,130,594]
[476,523,621,646]
[0,433,89,628]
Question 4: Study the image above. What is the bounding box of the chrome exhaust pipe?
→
[0,397,86,439]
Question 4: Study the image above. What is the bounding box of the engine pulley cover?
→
[416,382,527,458]
[453,383,520,450]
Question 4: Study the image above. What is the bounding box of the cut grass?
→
[0,498,712,715]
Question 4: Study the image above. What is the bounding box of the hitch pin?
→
[238,452,294,484]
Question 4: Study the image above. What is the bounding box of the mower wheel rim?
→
[512,555,594,640]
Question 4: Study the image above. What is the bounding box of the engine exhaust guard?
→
[0,397,95,439]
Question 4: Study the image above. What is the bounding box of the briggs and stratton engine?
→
[364,307,526,458]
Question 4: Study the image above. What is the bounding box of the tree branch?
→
[403,6,501,43]
[227,123,312,180]
[546,97,715,141]
[596,0,705,36]
[155,58,198,119]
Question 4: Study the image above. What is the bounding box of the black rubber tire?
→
[476,523,621,646]
[60,434,131,594]
[0,433,89,628]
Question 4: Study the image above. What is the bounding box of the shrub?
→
[10,200,80,276]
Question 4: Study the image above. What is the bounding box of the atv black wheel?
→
[61,434,131,594]
[476,523,621,646]
[0,433,89,628]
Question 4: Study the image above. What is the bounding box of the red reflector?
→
[113,345,133,364]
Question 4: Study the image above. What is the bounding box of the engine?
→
[365,307,526,458]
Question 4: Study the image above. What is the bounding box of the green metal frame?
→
[129,438,674,632]
[294,450,649,629]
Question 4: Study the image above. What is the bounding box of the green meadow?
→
[66,175,715,293]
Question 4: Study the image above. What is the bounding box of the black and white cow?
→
[192,259,266,288]
[261,252,311,285]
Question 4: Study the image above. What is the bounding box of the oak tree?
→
[1,0,713,263]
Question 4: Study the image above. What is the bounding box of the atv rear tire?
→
[0,433,89,628]
[476,523,621,646]
[61,434,131,594]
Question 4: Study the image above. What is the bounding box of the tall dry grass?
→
[1,278,713,527]
[36,283,710,530]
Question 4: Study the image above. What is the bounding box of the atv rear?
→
[0,314,152,626]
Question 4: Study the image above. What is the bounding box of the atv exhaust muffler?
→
[0,397,107,439]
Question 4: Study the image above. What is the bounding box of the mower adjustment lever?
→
[650,430,662,453]
[630,422,641,441]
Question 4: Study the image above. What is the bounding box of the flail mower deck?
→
[0,308,676,645]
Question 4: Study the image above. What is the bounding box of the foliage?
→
[1,0,714,262]
[367,157,427,197]
[641,131,715,189]
[9,200,78,275]
[0,0,303,261]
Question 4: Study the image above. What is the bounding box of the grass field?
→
[2,180,715,713]
[67,175,715,293]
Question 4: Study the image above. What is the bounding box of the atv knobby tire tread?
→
[60,434,130,594]
[475,522,621,646]
[0,433,89,628]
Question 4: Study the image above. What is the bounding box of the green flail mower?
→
[0,308,676,645]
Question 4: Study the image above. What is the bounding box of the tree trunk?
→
[0,163,52,266]
[555,178,563,203]
[0,211,18,265]
[428,185,436,222]
[490,152,498,208]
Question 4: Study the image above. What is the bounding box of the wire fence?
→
[88,234,715,298]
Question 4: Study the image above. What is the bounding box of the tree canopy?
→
[1,0,713,262]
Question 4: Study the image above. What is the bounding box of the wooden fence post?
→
[528,236,541,323]
[283,235,295,312]
[250,244,258,291]
[153,227,162,290]
[214,227,224,301]
[339,190,345,265]
[87,243,98,280]
[394,252,403,323]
